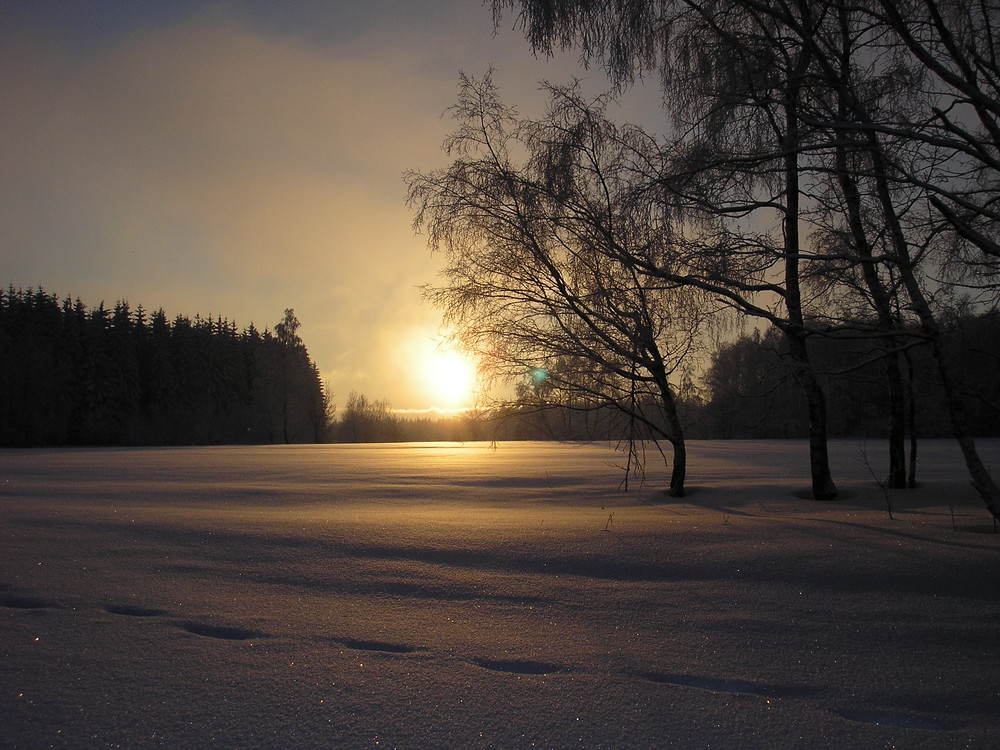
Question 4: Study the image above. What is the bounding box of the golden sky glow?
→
[0,1,655,411]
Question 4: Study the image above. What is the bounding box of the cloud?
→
[0,2,627,410]
[3,13,445,385]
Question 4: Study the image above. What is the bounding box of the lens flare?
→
[529,367,548,385]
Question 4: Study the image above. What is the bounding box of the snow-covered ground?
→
[2,440,998,749]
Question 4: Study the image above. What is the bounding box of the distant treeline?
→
[4,287,998,447]
[0,287,326,446]
[330,309,1000,445]
[494,309,1000,443]
[331,393,495,443]
[696,311,1000,440]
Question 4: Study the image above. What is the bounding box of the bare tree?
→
[758,0,1000,514]
[492,0,1000,516]
[492,0,847,500]
[407,74,713,495]
[862,0,1000,276]
[337,392,400,442]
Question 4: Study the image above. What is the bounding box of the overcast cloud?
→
[1,1,645,410]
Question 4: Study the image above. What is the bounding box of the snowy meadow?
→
[2,440,998,749]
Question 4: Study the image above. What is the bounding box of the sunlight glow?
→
[421,347,477,409]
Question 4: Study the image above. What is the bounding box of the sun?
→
[422,347,477,409]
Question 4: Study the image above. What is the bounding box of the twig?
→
[858,442,893,520]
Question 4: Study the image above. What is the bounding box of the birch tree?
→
[407,75,712,495]
[492,0,843,497]
[493,0,1000,518]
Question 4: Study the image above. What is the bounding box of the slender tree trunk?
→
[921,323,999,519]
[904,347,918,488]
[833,136,907,487]
[828,8,907,487]
[642,355,687,497]
[785,330,839,500]
[668,436,686,497]
[866,130,1000,520]
[883,354,908,488]
[659,384,687,497]
[783,78,838,500]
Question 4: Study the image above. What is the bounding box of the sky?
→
[1,0,658,412]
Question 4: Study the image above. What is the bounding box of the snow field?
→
[2,441,998,749]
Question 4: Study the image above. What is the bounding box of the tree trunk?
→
[905,348,918,488]
[883,353,908,488]
[925,327,1000,519]
[663,400,686,498]
[866,129,1000,520]
[652,369,687,497]
[833,116,908,487]
[786,330,839,500]
[783,73,838,501]
[667,436,686,498]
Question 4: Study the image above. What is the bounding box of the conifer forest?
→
[3,285,998,448]
[0,288,326,446]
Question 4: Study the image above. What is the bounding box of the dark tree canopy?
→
[0,288,326,446]
[489,0,1000,516]
[407,74,714,495]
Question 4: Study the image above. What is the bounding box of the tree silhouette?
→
[0,288,326,446]
[408,75,712,495]
[490,0,1000,516]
